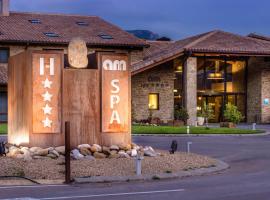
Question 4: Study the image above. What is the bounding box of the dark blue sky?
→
[11,0,270,40]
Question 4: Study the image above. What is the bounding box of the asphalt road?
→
[1,134,270,200]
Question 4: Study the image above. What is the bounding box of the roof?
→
[248,33,270,42]
[132,30,270,74]
[0,12,147,48]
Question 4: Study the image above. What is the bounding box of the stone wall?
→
[131,61,174,122]
[247,57,270,123]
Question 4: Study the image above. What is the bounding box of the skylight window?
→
[44,32,59,38]
[29,19,41,24]
[76,21,89,26]
[98,34,113,40]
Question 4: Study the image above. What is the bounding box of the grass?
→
[0,123,7,135]
[132,125,264,135]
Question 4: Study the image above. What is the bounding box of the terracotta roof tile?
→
[132,30,270,74]
[0,12,146,48]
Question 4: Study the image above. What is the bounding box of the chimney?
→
[0,0,9,16]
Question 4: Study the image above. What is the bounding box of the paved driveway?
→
[1,134,270,199]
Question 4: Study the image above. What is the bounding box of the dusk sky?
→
[11,0,270,40]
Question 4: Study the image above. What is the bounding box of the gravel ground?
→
[0,151,216,180]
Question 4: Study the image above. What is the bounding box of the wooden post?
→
[65,121,71,184]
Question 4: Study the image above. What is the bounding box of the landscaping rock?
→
[109,154,120,159]
[55,146,65,155]
[119,144,131,151]
[47,153,58,159]
[102,146,111,155]
[78,144,91,149]
[8,147,22,157]
[118,151,130,158]
[29,147,42,153]
[110,145,119,151]
[84,155,95,160]
[71,149,84,160]
[34,149,49,156]
[131,149,137,157]
[93,152,106,159]
[21,149,32,161]
[144,146,157,157]
[91,144,102,153]
[79,147,91,156]
[110,150,118,156]
[50,150,60,157]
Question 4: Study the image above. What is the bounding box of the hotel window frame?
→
[148,93,159,110]
[196,56,247,122]
[0,48,9,63]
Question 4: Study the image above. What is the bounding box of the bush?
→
[223,103,243,124]
[174,106,189,122]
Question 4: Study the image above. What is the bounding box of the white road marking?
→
[0,185,68,189]
[40,189,185,199]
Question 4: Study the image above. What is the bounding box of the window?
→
[29,19,41,24]
[44,32,59,38]
[148,93,159,110]
[0,48,9,63]
[98,34,113,40]
[76,21,89,26]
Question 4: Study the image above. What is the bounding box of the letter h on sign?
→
[40,57,55,76]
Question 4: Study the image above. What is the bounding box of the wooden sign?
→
[32,53,61,133]
[101,54,129,133]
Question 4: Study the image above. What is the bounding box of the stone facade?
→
[184,57,197,126]
[131,61,174,122]
[247,57,270,123]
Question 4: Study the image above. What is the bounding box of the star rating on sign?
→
[42,91,53,102]
[42,78,53,89]
[42,117,52,128]
[42,104,52,115]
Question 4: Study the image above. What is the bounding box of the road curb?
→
[74,159,229,184]
[132,132,269,137]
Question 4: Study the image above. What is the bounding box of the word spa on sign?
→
[103,59,127,125]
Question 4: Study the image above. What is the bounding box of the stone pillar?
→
[184,57,197,126]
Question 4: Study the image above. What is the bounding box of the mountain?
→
[127,30,160,40]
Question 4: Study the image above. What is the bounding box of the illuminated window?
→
[148,93,159,110]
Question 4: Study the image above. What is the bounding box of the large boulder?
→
[93,152,107,159]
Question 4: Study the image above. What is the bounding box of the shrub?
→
[174,106,189,122]
[223,103,243,124]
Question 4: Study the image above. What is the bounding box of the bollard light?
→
[187,126,190,135]
[170,140,178,154]
[187,142,192,153]
[135,153,144,175]
[252,123,256,131]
